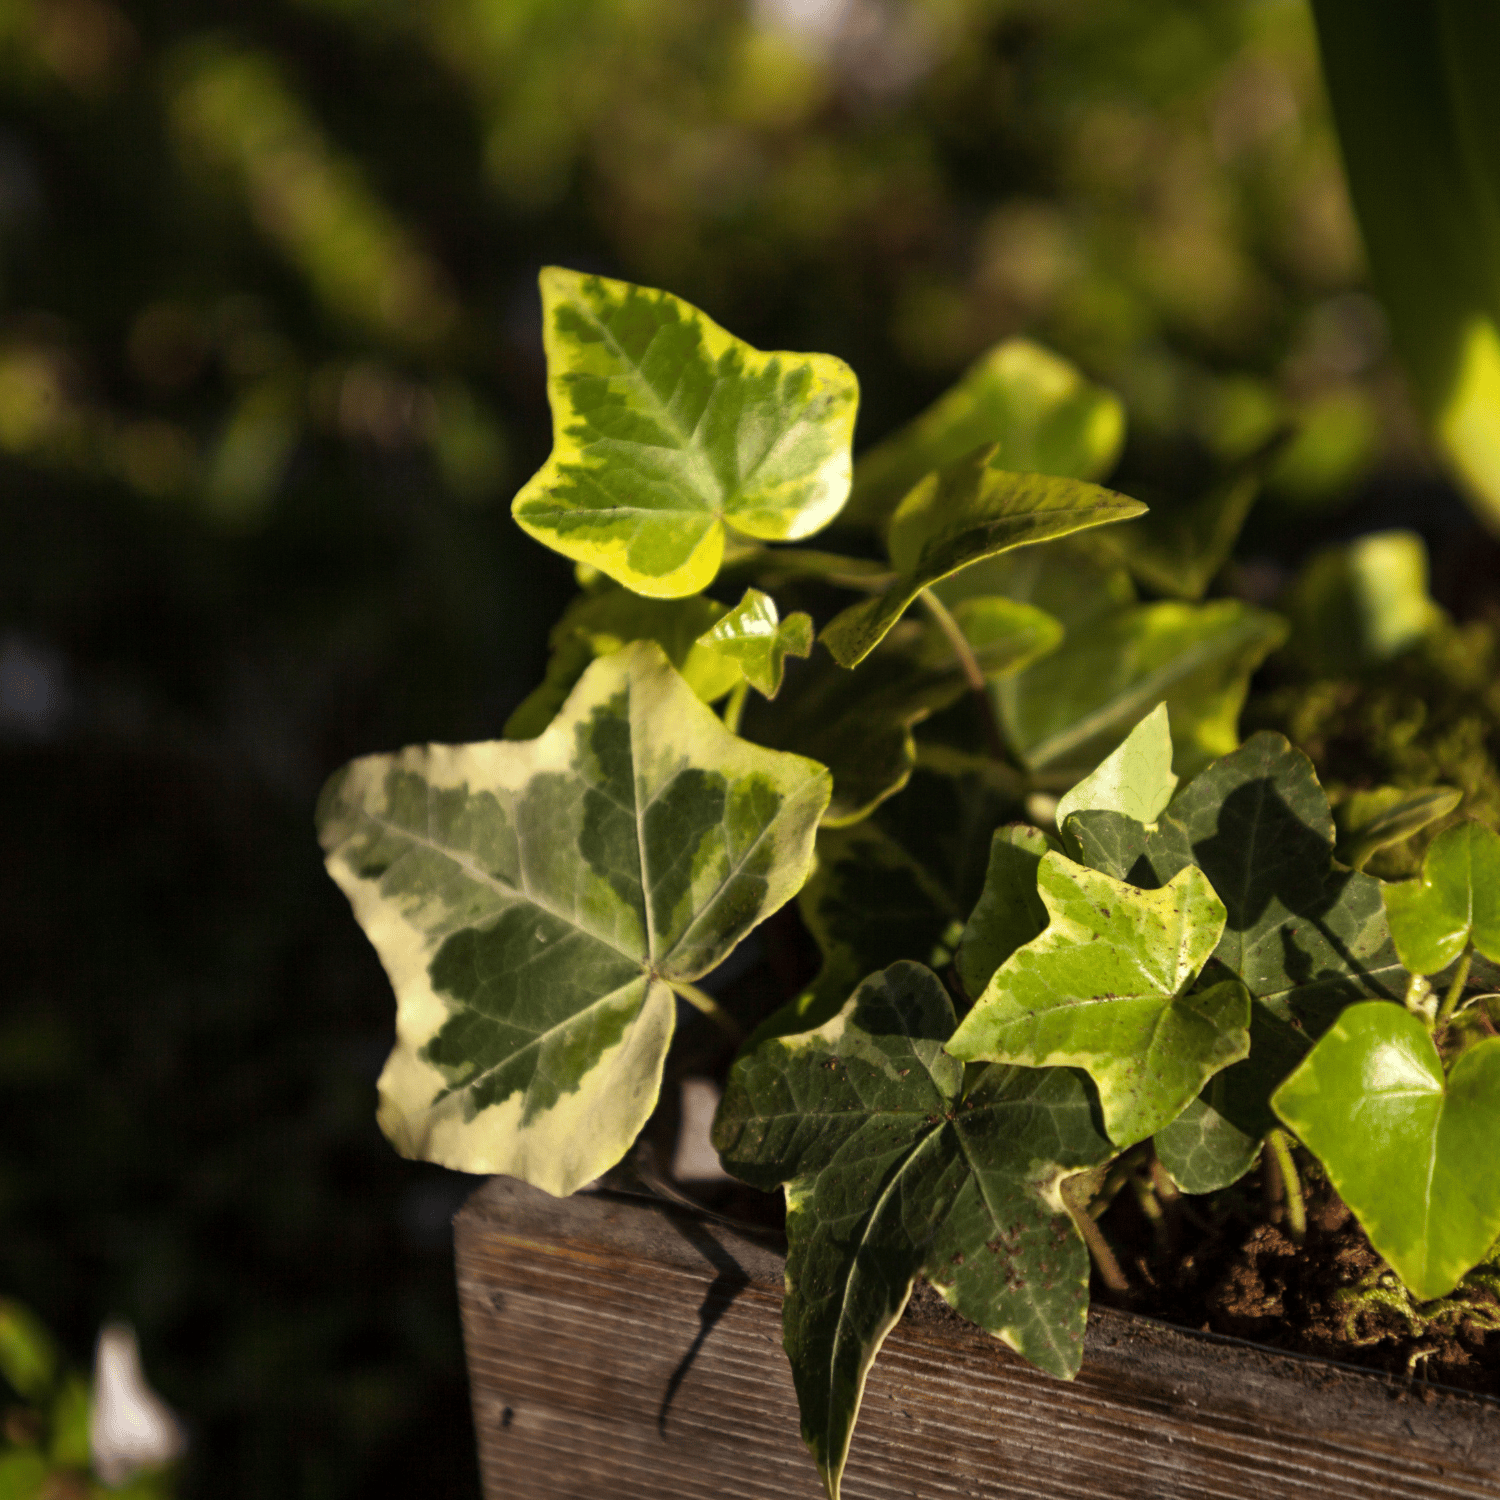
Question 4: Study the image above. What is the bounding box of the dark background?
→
[1,2,1487,1495]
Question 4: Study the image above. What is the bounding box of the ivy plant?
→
[321,270,1500,1499]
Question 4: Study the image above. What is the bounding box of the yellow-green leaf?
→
[512,268,859,597]
[318,641,831,1195]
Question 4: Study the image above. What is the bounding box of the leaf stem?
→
[720,681,749,737]
[917,587,1009,764]
[1437,944,1473,1030]
[668,979,744,1043]
[1265,1129,1306,1245]
[1063,1170,1131,1294]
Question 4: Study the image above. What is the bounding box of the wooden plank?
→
[455,1177,1500,1500]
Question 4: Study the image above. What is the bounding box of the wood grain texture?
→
[455,1176,1500,1500]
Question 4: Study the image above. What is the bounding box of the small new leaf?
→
[318,641,831,1195]
[695,588,812,698]
[1272,1002,1500,1299]
[948,853,1250,1147]
[1383,820,1500,975]
[512,268,859,597]
[713,962,1114,1500]
[821,450,1145,668]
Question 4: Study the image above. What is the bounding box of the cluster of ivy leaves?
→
[318,270,1500,1500]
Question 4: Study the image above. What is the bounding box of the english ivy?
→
[321,269,1500,1500]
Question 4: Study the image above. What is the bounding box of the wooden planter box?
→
[455,1176,1500,1499]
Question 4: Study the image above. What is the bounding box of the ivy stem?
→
[1063,1172,1131,1295]
[1437,945,1474,1030]
[917,587,1008,764]
[1266,1129,1307,1245]
[669,980,744,1044]
[720,681,749,736]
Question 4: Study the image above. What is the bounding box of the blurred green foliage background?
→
[2,1,1495,1496]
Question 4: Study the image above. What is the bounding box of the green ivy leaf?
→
[1068,732,1406,1032]
[1272,1002,1500,1299]
[318,641,831,1195]
[512,268,859,598]
[947,853,1249,1147]
[1153,1000,1310,1193]
[0,1299,59,1403]
[914,595,1064,679]
[955,824,1057,1000]
[1054,702,1178,838]
[504,586,740,738]
[713,961,1115,1499]
[1334,785,1464,873]
[1383,820,1500,975]
[762,768,1013,1043]
[694,588,812,698]
[842,338,1125,532]
[997,597,1287,778]
[1079,471,1259,601]
[744,628,970,825]
[820,450,1145,668]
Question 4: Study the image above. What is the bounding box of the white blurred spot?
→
[672,1078,731,1183]
[90,1322,187,1488]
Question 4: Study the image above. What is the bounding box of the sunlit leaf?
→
[913,596,1063,679]
[1383,819,1500,975]
[996,598,1286,778]
[1054,702,1177,838]
[1287,530,1444,677]
[1272,1002,1500,1298]
[695,588,812,698]
[1068,732,1407,1033]
[713,961,1114,1498]
[843,338,1125,532]
[318,641,831,1195]
[1333,785,1464,872]
[948,853,1249,1147]
[821,449,1144,668]
[512,268,859,597]
[504,586,740,738]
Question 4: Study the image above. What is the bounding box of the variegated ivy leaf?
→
[504,586,740,739]
[1068,732,1408,1033]
[842,337,1125,532]
[1053,702,1177,841]
[820,448,1145,668]
[512,268,860,598]
[695,588,812,698]
[318,641,831,1196]
[947,853,1251,1147]
[713,961,1115,1500]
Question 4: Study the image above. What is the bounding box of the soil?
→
[1092,1153,1500,1395]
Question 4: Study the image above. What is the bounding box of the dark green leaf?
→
[1069,731,1406,1034]
[713,962,1114,1498]
[955,824,1057,1000]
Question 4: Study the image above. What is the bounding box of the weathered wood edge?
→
[457,1174,1499,1461]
